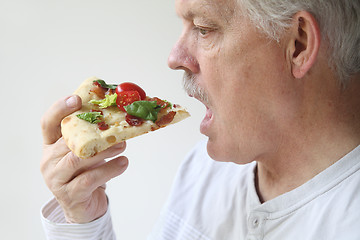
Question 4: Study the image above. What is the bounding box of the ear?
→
[288,11,321,79]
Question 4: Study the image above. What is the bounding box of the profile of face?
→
[168,0,301,163]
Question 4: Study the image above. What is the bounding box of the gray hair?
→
[238,0,360,86]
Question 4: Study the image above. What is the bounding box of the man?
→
[40,0,360,239]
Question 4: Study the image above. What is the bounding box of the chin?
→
[206,138,255,165]
[206,138,233,162]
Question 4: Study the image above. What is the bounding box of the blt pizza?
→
[61,77,190,159]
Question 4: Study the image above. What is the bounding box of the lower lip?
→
[200,107,213,135]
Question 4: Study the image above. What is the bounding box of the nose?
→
[168,37,200,74]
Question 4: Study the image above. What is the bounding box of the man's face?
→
[169,0,298,163]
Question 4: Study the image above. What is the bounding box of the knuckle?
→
[66,174,95,199]
[65,153,83,170]
[78,173,96,189]
[54,186,72,206]
[49,179,75,205]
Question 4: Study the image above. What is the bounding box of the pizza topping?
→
[125,114,144,126]
[106,88,116,95]
[116,82,146,100]
[156,111,176,126]
[90,94,117,108]
[90,84,107,99]
[97,121,109,130]
[94,80,118,90]
[124,100,161,122]
[90,109,103,114]
[116,91,141,111]
[76,112,103,124]
[148,97,172,109]
[91,80,117,99]
[76,111,109,130]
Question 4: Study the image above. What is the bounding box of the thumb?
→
[41,95,82,145]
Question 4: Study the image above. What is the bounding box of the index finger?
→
[54,142,127,184]
[41,95,82,145]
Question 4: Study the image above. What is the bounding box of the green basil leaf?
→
[94,80,118,90]
[124,101,160,122]
[89,94,117,108]
[76,112,102,124]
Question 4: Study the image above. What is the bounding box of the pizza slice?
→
[61,77,190,159]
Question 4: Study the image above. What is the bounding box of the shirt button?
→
[252,218,259,228]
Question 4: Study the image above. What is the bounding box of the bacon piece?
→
[147,97,169,108]
[126,114,144,126]
[97,121,109,130]
[90,82,107,99]
[106,88,116,95]
[156,111,176,127]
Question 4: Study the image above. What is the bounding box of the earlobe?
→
[289,11,321,79]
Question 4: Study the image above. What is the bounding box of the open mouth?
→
[200,106,213,135]
[182,72,213,134]
[187,88,213,136]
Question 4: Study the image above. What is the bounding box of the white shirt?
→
[41,198,116,240]
[41,141,360,240]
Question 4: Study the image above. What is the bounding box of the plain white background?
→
[0,0,205,239]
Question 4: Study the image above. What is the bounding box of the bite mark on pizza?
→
[61,77,190,159]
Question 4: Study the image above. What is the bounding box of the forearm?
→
[41,198,116,240]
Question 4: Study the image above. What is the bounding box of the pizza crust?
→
[61,77,190,159]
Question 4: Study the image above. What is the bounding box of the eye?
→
[194,26,211,37]
[199,28,209,36]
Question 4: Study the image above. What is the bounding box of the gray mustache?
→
[182,72,210,106]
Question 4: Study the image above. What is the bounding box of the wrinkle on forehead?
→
[176,0,238,23]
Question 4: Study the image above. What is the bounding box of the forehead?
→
[175,0,237,21]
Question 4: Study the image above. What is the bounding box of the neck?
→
[256,75,360,203]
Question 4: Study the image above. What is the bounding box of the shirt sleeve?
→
[41,198,116,240]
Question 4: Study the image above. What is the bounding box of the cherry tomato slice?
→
[116,82,146,100]
[116,90,141,111]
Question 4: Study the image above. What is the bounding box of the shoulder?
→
[308,168,360,239]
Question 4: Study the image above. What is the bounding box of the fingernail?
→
[66,96,78,108]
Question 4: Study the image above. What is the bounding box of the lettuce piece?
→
[94,80,118,90]
[124,101,160,122]
[90,94,117,108]
[76,112,102,124]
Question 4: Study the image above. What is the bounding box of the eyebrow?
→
[177,1,234,23]
[179,9,210,21]
[176,0,214,18]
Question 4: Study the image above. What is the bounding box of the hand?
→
[40,95,129,223]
